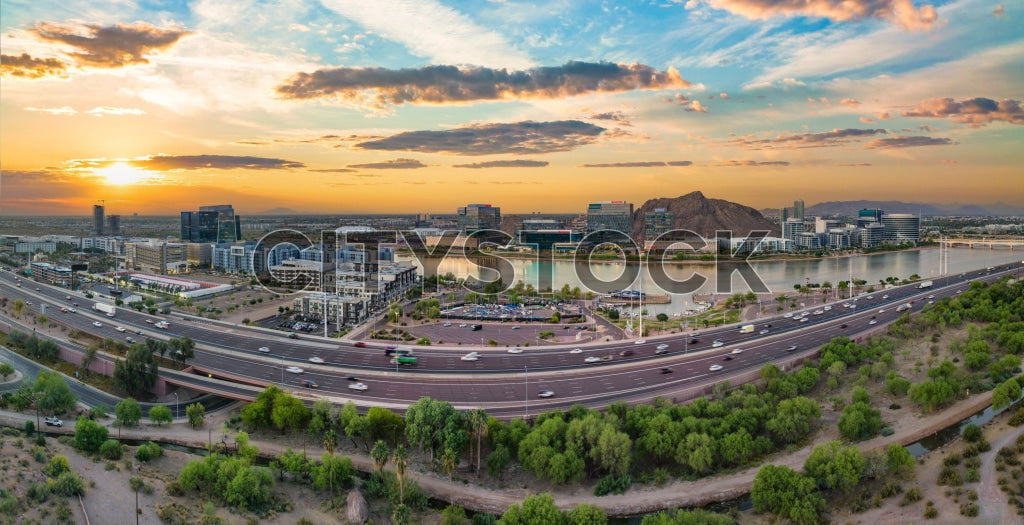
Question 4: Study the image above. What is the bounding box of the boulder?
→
[346,490,369,524]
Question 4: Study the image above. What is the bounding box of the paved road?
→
[2,263,1020,418]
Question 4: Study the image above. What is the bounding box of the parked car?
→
[44,416,62,427]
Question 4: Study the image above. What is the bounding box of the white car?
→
[443,322,452,327]
[868,320,878,325]
[458,323,468,328]
[461,352,480,361]
[759,329,769,335]
[927,295,935,299]
[813,310,823,315]
[507,348,523,354]
[784,312,794,318]
[656,344,670,351]
[308,356,324,364]
[348,382,368,391]
[584,356,601,363]
[800,317,809,323]
[115,326,126,332]
[512,325,521,330]
[842,303,852,308]
[866,295,874,300]
[570,348,583,354]
[709,364,724,372]
[823,305,832,311]
[731,348,744,354]
[712,340,724,348]
[538,390,555,398]
[44,416,63,427]
[93,321,102,327]
[258,346,270,353]
[285,366,304,374]
[125,336,135,343]
[878,309,886,313]
[882,295,889,299]
[634,339,646,345]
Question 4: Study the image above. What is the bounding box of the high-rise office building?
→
[181,204,241,243]
[881,214,920,244]
[644,208,674,241]
[783,218,805,240]
[107,215,121,236]
[456,204,501,233]
[586,200,633,234]
[793,199,804,220]
[92,204,105,236]
[857,208,884,228]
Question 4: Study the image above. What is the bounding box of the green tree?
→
[113,344,158,396]
[322,429,339,504]
[270,392,309,433]
[149,405,173,426]
[33,370,77,427]
[567,503,607,525]
[803,440,865,494]
[115,397,142,434]
[885,443,915,478]
[74,417,109,452]
[80,346,98,376]
[838,402,883,441]
[751,464,824,525]
[168,336,195,365]
[766,396,821,444]
[186,402,205,428]
[465,408,489,475]
[0,361,14,381]
[405,397,464,464]
[500,493,565,525]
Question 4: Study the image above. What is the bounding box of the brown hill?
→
[632,191,779,240]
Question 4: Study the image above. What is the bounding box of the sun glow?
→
[98,162,150,185]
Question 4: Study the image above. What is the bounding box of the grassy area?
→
[594,306,742,334]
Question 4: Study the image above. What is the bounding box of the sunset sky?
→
[1,0,1021,216]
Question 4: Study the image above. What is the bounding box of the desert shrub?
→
[27,481,50,504]
[924,502,938,519]
[50,471,85,496]
[960,502,979,517]
[135,442,163,462]
[880,481,903,498]
[594,474,632,496]
[943,453,962,467]
[1009,407,1024,426]
[99,439,123,460]
[966,468,981,483]
[938,465,963,486]
[962,423,983,443]
[901,487,923,506]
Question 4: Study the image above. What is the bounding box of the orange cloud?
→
[33,21,189,68]
[902,97,1023,127]
[693,0,938,30]
[0,53,68,78]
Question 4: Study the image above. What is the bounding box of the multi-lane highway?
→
[2,262,1020,418]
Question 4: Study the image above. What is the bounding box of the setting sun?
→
[97,162,149,186]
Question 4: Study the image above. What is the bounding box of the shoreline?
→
[400,245,938,266]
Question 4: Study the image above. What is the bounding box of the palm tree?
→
[442,448,457,484]
[371,440,389,474]
[323,429,338,506]
[392,445,408,505]
[466,409,488,475]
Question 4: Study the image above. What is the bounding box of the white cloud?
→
[85,106,146,116]
[24,106,77,115]
[319,0,534,68]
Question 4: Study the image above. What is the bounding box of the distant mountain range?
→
[633,191,779,239]
[762,201,1024,218]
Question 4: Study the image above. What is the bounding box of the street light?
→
[524,365,528,420]
[173,392,179,420]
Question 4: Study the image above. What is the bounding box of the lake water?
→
[399,247,1024,316]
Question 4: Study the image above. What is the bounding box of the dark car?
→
[288,333,299,339]
[353,342,367,348]
[660,367,673,374]
[722,355,733,361]
[688,338,699,344]
[301,379,318,389]
[347,375,361,382]
[839,324,848,329]
[618,349,635,357]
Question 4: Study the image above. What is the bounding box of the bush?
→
[943,453,962,467]
[966,467,981,483]
[1009,407,1024,426]
[924,502,939,519]
[962,423,983,443]
[50,471,85,497]
[938,465,963,486]
[100,439,123,460]
[880,481,903,498]
[135,442,163,462]
[594,474,632,496]
[27,481,50,504]
[901,487,923,506]
[24,420,34,436]
[960,502,979,517]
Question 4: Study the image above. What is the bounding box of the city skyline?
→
[2,0,1022,216]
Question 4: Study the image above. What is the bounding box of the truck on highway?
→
[740,324,755,334]
[154,320,169,329]
[391,355,418,365]
[917,280,934,289]
[93,302,115,317]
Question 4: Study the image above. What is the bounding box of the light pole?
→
[173,392,179,421]
[524,365,528,420]
[280,355,284,384]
